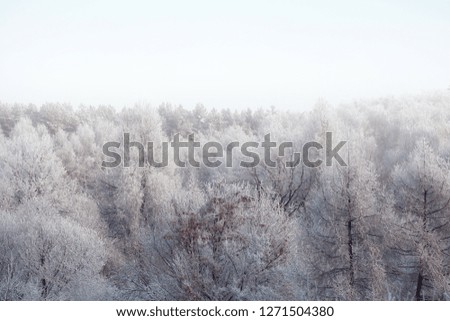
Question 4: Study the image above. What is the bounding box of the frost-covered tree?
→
[0,118,111,300]
[0,199,109,300]
[392,139,450,300]
[131,182,296,300]
[302,132,391,300]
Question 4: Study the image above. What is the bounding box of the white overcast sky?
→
[0,0,449,110]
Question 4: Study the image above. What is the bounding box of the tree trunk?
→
[40,254,48,299]
[347,218,354,290]
[415,272,423,301]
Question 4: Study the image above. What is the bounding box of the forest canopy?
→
[1,91,450,300]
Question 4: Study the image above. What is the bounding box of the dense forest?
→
[1,92,450,300]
